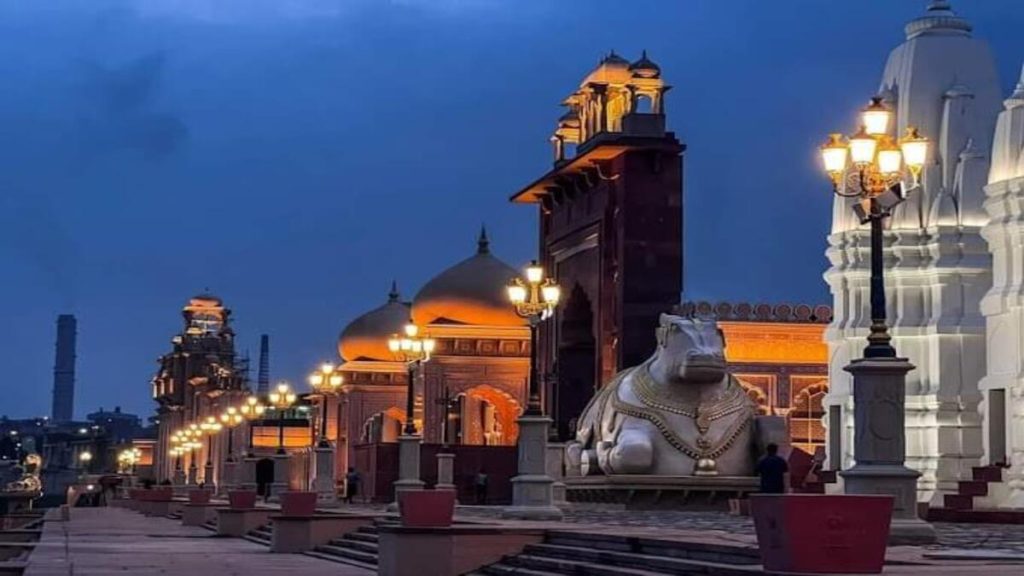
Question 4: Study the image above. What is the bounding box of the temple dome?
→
[411,229,525,327]
[583,50,632,85]
[629,50,661,79]
[338,283,411,362]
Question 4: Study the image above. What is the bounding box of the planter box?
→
[398,490,456,528]
[146,488,173,502]
[188,489,212,504]
[280,491,317,517]
[228,490,258,510]
[751,494,893,574]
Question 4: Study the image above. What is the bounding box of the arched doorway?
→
[556,283,597,441]
[255,458,274,498]
[451,385,520,446]
[790,382,828,453]
[360,408,404,444]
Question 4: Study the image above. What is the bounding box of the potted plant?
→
[750,494,893,574]
[280,491,317,517]
[398,489,456,528]
[228,489,257,510]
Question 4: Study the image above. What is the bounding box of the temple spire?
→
[388,280,400,303]
[477,225,490,254]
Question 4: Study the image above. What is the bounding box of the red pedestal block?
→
[188,489,212,504]
[750,494,893,574]
[280,491,317,517]
[228,490,257,510]
[399,490,456,528]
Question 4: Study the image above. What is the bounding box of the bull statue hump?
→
[566,313,788,477]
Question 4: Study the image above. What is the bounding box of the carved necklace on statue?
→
[633,361,749,435]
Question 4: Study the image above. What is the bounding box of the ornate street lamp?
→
[220,407,244,462]
[199,416,223,466]
[818,96,936,544]
[387,321,436,435]
[819,97,928,358]
[308,362,344,448]
[118,447,142,475]
[268,382,297,455]
[239,395,267,457]
[507,260,560,414]
[78,450,93,472]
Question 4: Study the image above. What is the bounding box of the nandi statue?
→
[567,313,787,477]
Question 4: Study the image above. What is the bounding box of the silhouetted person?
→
[474,469,489,505]
[756,443,788,494]
[344,467,361,504]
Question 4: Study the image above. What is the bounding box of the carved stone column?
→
[839,357,935,544]
[546,442,567,506]
[502,414,563,520]
[312,446,337,505]
[388,434,424,511]
[436,451,456,495]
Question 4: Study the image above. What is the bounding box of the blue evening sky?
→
[2,1,1023,419]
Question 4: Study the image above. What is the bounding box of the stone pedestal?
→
[436,452,456,494]
[389,435,425,511]
[172,468,186,487]
[545,442,568,506]
[839,357,936,544]
[220,459,237,495]
[502,414,563,520]
[203,462,215,492]
[187,463,198,486]
[216,508,270,537]
[181,503,219,526]
[312,446,337,504]
[268,453,290,501]
[237,457,257,491]
[269,514,374,553]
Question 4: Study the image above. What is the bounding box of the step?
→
[943,494,974,510]
[972,466,1003,483]
[504,552,685,576]
[520,543,758,576]
[927,507,1024,524]
[474,562,559,576]
[358,525,380,534]
[329,537,378,554]
[545,531,760,565]
[957,480,989,497]
[343,531,378,544]
[303,549,378,571]
[312,543,378,565]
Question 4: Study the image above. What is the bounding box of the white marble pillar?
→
[389,435,425,510]
[436,452,456,494]
[187,461,198,486]
[203,462,215,491]
[237,457,257,492]
[840,358,935,544]
[269,453,290,501]
[221,459,237,495]
[502,414,563,520]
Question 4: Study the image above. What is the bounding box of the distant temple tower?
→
[511,50,684,439]
[824,1,1003,504]
[51,314,77,423]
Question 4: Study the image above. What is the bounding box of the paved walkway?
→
[23,507,371,575]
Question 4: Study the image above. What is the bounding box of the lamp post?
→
[308,363,344,448]
[386,321,436,507]
[200,415,223,488]
[819,96,935,544]
[78,450,93,473]
[268,382,297,455]
[220,407,244,461]
[503,260,563,520]
[309,362,344,502]
[186,423,202,485]
[239,395,267,457]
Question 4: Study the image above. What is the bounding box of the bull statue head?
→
[653,313,727,384]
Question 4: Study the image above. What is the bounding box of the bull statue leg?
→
[600,422,654,474]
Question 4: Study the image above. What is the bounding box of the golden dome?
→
[338,282,411,362]
[411,229,525,327]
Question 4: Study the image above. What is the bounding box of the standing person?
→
[755,443,789,494]
[344,467,361,504]
[474,469,489,505]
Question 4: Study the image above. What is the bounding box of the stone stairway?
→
[243,523,273,546]
[303,524,380,570]
[471,530,763,576]
[928,465,1024,523]
[201,518,218,532]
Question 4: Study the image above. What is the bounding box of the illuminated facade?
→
[151,295,248,484]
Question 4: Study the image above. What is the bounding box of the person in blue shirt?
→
[756,443,789,494]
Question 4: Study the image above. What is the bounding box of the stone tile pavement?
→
[23,507,372,575]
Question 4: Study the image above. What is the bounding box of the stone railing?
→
[674,301,832,324]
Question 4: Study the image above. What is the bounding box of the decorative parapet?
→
[674,301,832,324]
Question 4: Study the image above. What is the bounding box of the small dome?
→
[629,50,660,79]
[583,50,632,85]
[905,0,971,40]
[411,229,525,327]
[338,282,411,362]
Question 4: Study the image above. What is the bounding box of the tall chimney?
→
[257,334,270,395]
[52,314,77,422]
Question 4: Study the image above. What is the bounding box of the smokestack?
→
[257,334,269,395]
[52,314,77,422]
